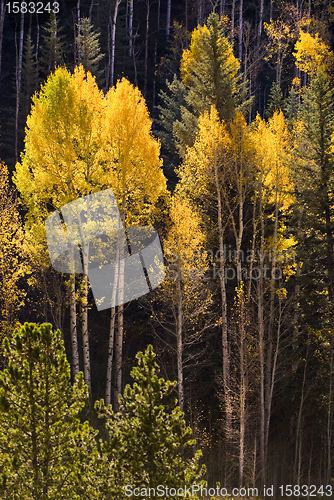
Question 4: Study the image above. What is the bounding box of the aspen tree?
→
[14,66,104,390]
[99,77,167,409]
[177,105,234,444]
[252,110,295,482]
[151,193,213,413]
[0,161,28,338]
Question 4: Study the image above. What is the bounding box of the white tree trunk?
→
[110,0,122,88]
[81,242,91,393]
[70,276,80,379]
[15,12,24,163]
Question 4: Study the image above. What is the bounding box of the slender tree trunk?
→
[295,348,308,483]
[81,242,91,393]
[214,154,232,442]
[129,0,133,57]
[105,307,116,405]
[15,12,24,163]
[110,0,122,88]
[231,0,235,44]
[114,214,125,410]
[239,287,246,486]
[70,276,80,379]
[238,0,243,62]
[258,178,266,484]
[327,343,333,484]
[176,260,184,413]
[166,0,171,39]
[106,243,121,405]
[114,300,124,410]
[0,0,5,87]
[143,0,150,98]
[258,0,264,40]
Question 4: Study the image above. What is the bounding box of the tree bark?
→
[129,0,133,57]
[0,0,5,88]
[70,276,80,379]
[238,0,243,63]
[110,0,122,88]
[105,306,116,405]
[166,0,171,39]
[144,0,150,98]
[15,12,24,163]
[176,259,184,413]
[81,242,91,393]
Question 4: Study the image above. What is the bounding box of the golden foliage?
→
[0,162,29,337]
[293,30,334,78]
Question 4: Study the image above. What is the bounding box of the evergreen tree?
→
[39,12,66,79]
[293,69,334,327]
[157,12,250,160]
[155,75,188,188]
[95,344,205,499]
[76,18,104,82]
[265,81,284,118]
[0,322,102,499]
[284,85,299,125]
[21,34,38,117]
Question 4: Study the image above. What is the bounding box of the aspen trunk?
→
[176,259,184,413]
[110,0,122,88]
[230,0,235,44]
[143,0,150,98]
[114,227,125,411]
[129,0,133,57]
[166,0,171,39]
[106,243,121,405]
[81,242,91,393]
[70,276,80,379]
[238,0,243,62]
[258,179,266,483]
[214,154,232,442]
[15,12,24,163]
[258,0,264,39]
[0,0,5,86]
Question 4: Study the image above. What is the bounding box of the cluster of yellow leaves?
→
[293,30,334,78]
[14,66,167,258]
[165,195,205,269]
[0,162,29,337]
[264,19,294,60]
[252,111,294,211]
[177,105,230,201]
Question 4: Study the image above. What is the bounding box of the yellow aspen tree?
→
[293,30,334,80]
[151,193,213,414]
[99,77,167,409]
[14,65,104,391]
[251,110,295,482]
[0,161,28,340]
[177,105,234,445]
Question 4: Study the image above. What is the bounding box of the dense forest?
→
[0,0,334,496]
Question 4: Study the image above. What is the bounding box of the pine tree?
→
[21,34,38,118]
[265,81,284,118]
[0,322,102,499]
[95,344,205,499]
[293,69,334,325]
[76,18,104,82]
[157,12,250,160]
[39,12,66,79]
